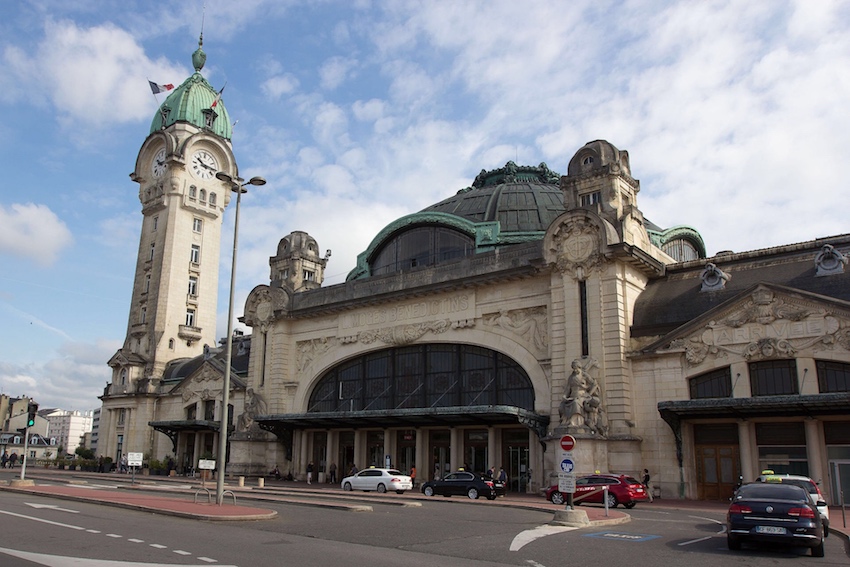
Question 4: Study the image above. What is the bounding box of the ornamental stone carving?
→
[237,388,268,432]
[483,307,548,353]
[296,337,333,373]
[661,288,847,366]
[549,217,605,280]
[700,263,731,292]
[558,357,607,436]
[244,285,290,331]
[815,244,847,276]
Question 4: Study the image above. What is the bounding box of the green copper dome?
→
[149,37,232,140]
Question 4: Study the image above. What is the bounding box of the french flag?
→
[148,81,174,95]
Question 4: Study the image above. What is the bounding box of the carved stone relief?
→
[483,307,548,353]
[237,388,268,432]
[661,288,849,366]
[815,244,848,276]
[557,357,607,436]
[550,217,605,280]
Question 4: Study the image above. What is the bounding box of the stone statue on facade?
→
[237,388,268,432]
[558,358,607,435]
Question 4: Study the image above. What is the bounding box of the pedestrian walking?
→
[307,461,314,484]
[642,468,654,502]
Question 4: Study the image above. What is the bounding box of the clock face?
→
[151,148,168,177]
[191,149,218,180]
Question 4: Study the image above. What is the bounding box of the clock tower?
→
[100,36,241,462]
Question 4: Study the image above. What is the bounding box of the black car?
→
[727,482,825,557]
[421,471,498,500]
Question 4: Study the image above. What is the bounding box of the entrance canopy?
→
[150,419,230,453]
[255,405,549,437]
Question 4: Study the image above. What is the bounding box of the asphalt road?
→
[0,483,847,566]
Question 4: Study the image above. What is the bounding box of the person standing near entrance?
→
[328,462,337,484]
[410,464,416,488]
[642,468,653,502]
[307,461,314,484]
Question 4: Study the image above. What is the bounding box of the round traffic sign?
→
[560,458,575,472]
[560,435,576,452]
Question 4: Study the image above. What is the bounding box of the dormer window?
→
[158,105,170,128]
[582,156,594,165]
[303,269,315,282]
[580,192,601,206]
[202,108,217,129]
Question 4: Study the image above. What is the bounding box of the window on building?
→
[303,269,315,282]
[370,226,474,276]
[209,193,217,206]
[663,238,700,262]
[279,268,289,280]
[188,276,198,297]
[690,367,732,398]
[816,360,850,393]
[152,216,158,231]
[756,422,808,476]
[116,434,123,462]
[117,409,126,425]
[749,360,798,396]
[579,191,601,206]
[582,156,594,166]
[144,274,151,294]
[186,405,197,420]
[200,189,207,203]
[120,369,127,385]
[189,185,197,200]
[190,244,200,264]
[193,218,203,233]
[204,400,215,421]
[140,307,146,324]
[168,338,174,349]
[149,243,155,261]
[308,344,534,413]
[186,309,196,327]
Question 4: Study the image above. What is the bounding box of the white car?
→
[341,468,413,494]
[756,471,830,534]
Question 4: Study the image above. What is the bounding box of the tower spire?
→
[192,6,207,72]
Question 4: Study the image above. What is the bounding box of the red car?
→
[546,474,649,508]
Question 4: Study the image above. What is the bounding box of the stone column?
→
[804,418,824,486]
[450,427,461,472]
[737,420,754,483]
[299,431,309,481]
[383,429,393,468]
[415,428,425,485]
[487,426,497,474]
[354,430,365,471]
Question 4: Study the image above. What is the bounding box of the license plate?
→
[755,525,786,535]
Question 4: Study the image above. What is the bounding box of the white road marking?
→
[0,545,238,567]
[149,544,167,549]
[510,525,577,551]
[106,534,122,538]
[0,510,84,530]
[26,503,80,514]
[198,558,218,563]
[86,530,101,533]
[173,550,192,555]
[678,515,726,546]
[127,539,144,543]
[525,560,548,567]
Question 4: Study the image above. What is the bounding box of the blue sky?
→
[1,0,848,412]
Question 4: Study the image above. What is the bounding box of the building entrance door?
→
[503,428,529,493]
[430,429,450,480]
[696,445,740,500]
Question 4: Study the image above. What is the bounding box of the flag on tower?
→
[211,84,226,108]
[148,81,174,94]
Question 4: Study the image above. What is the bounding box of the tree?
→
[76,446,95,460]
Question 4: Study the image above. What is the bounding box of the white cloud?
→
[319,56,358,90]
[0,203,73,267]
[262,73,300,99]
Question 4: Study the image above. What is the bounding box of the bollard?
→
[258,477,265,488]
[238,476,244,487]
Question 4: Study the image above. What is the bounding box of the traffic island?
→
[10,479,36,487]
[551,508,590,526]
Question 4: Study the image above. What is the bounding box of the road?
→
[0,479,847,566]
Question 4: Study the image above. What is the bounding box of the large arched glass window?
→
[370,226,474,276]
[308,344,534,412]
[663,238,699,262]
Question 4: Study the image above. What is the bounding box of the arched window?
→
[663,238,700,262]
[308,344,534,412]
[199,189,207,203]
[209,192,217,206]
[689,367,731,399]
[370,226,474,276]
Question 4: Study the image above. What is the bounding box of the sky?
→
[0,0,848,414]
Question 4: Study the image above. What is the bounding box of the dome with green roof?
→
[149,36,232,140]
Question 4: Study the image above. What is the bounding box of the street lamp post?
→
[214,171,266,505]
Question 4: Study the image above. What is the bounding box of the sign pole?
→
[558,435,577,510]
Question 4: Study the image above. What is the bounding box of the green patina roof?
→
[149,36,232,140]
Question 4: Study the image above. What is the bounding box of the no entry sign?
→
[560,435,576,452]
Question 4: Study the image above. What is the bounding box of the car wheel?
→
[727,535,741,551]
[343,482,352,491]
[467,487,479,499]
[424,486,435,497]
[605,493,618,508]
[624,502,636,509]
[550,492,565,505]
[811,539,825,557]
[487,495,497,500]
[377,483,387,493]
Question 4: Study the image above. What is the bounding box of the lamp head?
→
[247,176,267,186]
